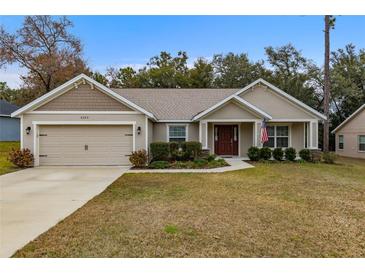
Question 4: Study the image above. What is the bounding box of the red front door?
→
[214,125,239,156]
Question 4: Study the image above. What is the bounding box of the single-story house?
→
[0,99,20,141]
[11,74,326,166]
[332,104,365,159]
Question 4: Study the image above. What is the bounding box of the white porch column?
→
[200,121,208,149]
[254,121,262,147]
[311,121,318,149]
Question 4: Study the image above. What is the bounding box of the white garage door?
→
[38,125,133,166]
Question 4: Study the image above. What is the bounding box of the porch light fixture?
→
[25,126,31,135]
[137,126,141,135]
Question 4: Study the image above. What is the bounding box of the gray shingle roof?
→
[112,88,239,120]
[0,100,20,116]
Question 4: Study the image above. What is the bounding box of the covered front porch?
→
[198,120,318,157]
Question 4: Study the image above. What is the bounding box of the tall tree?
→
[330,44,365,126]
[212,53,270,88]
[0,16,88,100]
[107,67,141,88]
[323,15,335,152]
[265,44,322,109]
[188,58,214,88]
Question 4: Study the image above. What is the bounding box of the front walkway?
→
[126,158,253,173]
[0,166,128,257]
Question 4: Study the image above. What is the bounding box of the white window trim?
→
[338,135,344,150]
[264,124,291,149]
[31,121,136,166]
[166,124,189,142]
[358,135,365,153]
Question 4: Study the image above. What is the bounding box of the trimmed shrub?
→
[284,147,297,161]
[150,142,169,161]
[129,149,148,168]
[8,148,33,168]
[206,154,217,162]
[273,147,284,161]
[247,146,260,161]
[299,149,312,162]
[181,141,202,160]
[260,147,272,160]
[149,161,169,169]
[322,152,337,164]
[169,142,179,161]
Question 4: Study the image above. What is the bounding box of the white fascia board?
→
[235,78,327,121]
[11,73,157,121]
[192,94,272,121]
[331,104,365,134]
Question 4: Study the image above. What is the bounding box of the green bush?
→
[150,142,169,161]
[273,147,284,161]
[322,152,337,164]
[284,147,297,161]
[247,146,260,161]
[169,142,179,161]
[8,148,34,168]
[149,161,169,169]
[193,159,208,168]
[181,141,202,160]
[260,147,272,160]
[299,149,312,162]
[206,154,217,162]
[129,149,148,168]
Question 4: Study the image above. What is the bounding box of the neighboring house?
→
[11,74,326,166]
[332,104,365,159]
[0,100,20,141]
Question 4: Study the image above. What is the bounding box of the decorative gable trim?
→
[192,95,272,121]
[11,74,156,120]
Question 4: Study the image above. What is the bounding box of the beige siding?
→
[36,84,133,111]
[240,86,316,119]
[203,101,259,120]
[291,122,305,152]
[39,125,132,165]
[189,123,199,141]
[148,119,153,151]
[240,122,254,157]
[335,109,365,159]
[22,113,147,164]
[152,122,199,142]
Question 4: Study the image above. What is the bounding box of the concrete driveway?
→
[0,166,128,257]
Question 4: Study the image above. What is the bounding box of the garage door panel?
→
[38,125,133,166]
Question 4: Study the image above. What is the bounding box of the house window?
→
[338,135,344,149]
[263,125,289,148]
[359,135,365,152]
[168,125,187,142]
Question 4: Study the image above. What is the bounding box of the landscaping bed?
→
[130,141,229,170]
[132,158,229,170]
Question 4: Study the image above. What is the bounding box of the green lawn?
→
[14,157,365,258]
[0,141,20,175]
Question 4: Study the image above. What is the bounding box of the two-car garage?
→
[37,125,134,166]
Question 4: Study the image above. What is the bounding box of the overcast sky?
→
[1,15,365,88]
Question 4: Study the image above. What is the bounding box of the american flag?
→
[260,119,269,144]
